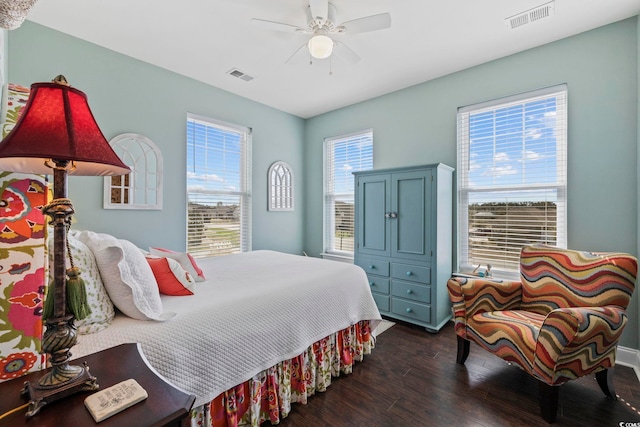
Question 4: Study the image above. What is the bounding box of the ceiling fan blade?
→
[251,18,307,33]
[285,42,308,64]
[340,13,391,34]
[309,0,329,22]
[333,42,361,65]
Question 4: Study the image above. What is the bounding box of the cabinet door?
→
[356,174,391,257]
[391,170,432,262]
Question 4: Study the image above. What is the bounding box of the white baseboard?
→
[616,345,640,382]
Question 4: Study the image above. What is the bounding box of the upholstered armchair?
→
[447,245,637,423]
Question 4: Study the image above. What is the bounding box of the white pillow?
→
[48,233,115,334]
[75,231,175,321]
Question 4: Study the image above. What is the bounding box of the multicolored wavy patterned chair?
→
[446,245,637,423]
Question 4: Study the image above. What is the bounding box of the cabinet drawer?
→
[355,257,390,277]
[372,293,390,312]
[391,280,431,303]
[390,298,431,323]
[366,275,390,294]
[391,263,430,284]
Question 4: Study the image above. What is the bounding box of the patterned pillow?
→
[48,234,115,334]
[75,231,175,321]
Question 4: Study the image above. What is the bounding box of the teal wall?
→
[8,21,306,255]
[7,19,640,348]
[304,18,639,347]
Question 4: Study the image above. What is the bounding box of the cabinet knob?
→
[406,289,413,294]
[406,271,412,276]
[406,308,412,313]
[369,281,374,287]
[369,265,375,270]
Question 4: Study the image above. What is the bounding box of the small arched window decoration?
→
[268,161,294,211]
[103,133,163,210]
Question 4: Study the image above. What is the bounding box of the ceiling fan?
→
[251,0,391,64]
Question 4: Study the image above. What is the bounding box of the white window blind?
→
[457,85,567,277]
[324,130,373,255]
[186,113,251,257]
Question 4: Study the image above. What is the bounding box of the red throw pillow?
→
[149,247,206,282]
[145,256,195,296]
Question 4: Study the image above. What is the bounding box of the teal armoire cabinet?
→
[353,164,454,332]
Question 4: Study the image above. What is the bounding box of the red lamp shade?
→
[0,79,130,176]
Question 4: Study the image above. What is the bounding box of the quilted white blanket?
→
[72,250,381,407]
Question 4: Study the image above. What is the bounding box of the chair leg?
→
[595,368,617,400]
[538,382,559,424]
[456,335,470,364]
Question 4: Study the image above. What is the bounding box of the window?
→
[103,133,163,210]
[457,85,567,278]
[324,130,373,256]
[186,113,252,257]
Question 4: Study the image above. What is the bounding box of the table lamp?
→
[0,75,130,416]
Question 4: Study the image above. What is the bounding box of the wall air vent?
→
[506,1,555,30]
[227,68,254,82]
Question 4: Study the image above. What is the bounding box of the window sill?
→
[321,253,354,263]
[452,271,519,282]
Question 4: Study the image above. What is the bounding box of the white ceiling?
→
[25,0,640,119]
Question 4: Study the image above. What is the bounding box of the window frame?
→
[457,85,568,279]
[186,113,252,257]
[323,129,373,257]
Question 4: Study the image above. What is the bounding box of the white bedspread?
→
[73,250,381,407]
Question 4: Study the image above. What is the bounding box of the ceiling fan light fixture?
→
[308,34,333,59]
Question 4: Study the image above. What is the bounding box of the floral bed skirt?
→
[189,320,374,427]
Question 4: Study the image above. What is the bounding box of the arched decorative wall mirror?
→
[103,133,163,210]
[268,161,294,211]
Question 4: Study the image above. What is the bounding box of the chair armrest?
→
[446,277,523,338]
[533,306,628,385]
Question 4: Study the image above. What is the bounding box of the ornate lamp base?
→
[20,314,99,417]
[21,363,98,417]
[19,170,100,417]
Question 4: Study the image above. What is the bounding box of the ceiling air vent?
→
[227,68,254,82]
[506,1,555,30]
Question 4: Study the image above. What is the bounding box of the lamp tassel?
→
[65,266,90,320]
[42,279,55,320]
[42,268,91,320]
[43,268,91,321]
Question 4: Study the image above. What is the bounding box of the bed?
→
[63,230,382,427]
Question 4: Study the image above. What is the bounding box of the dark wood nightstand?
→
[0,343,195,427]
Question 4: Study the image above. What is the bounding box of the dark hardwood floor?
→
[271,320,640,427]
